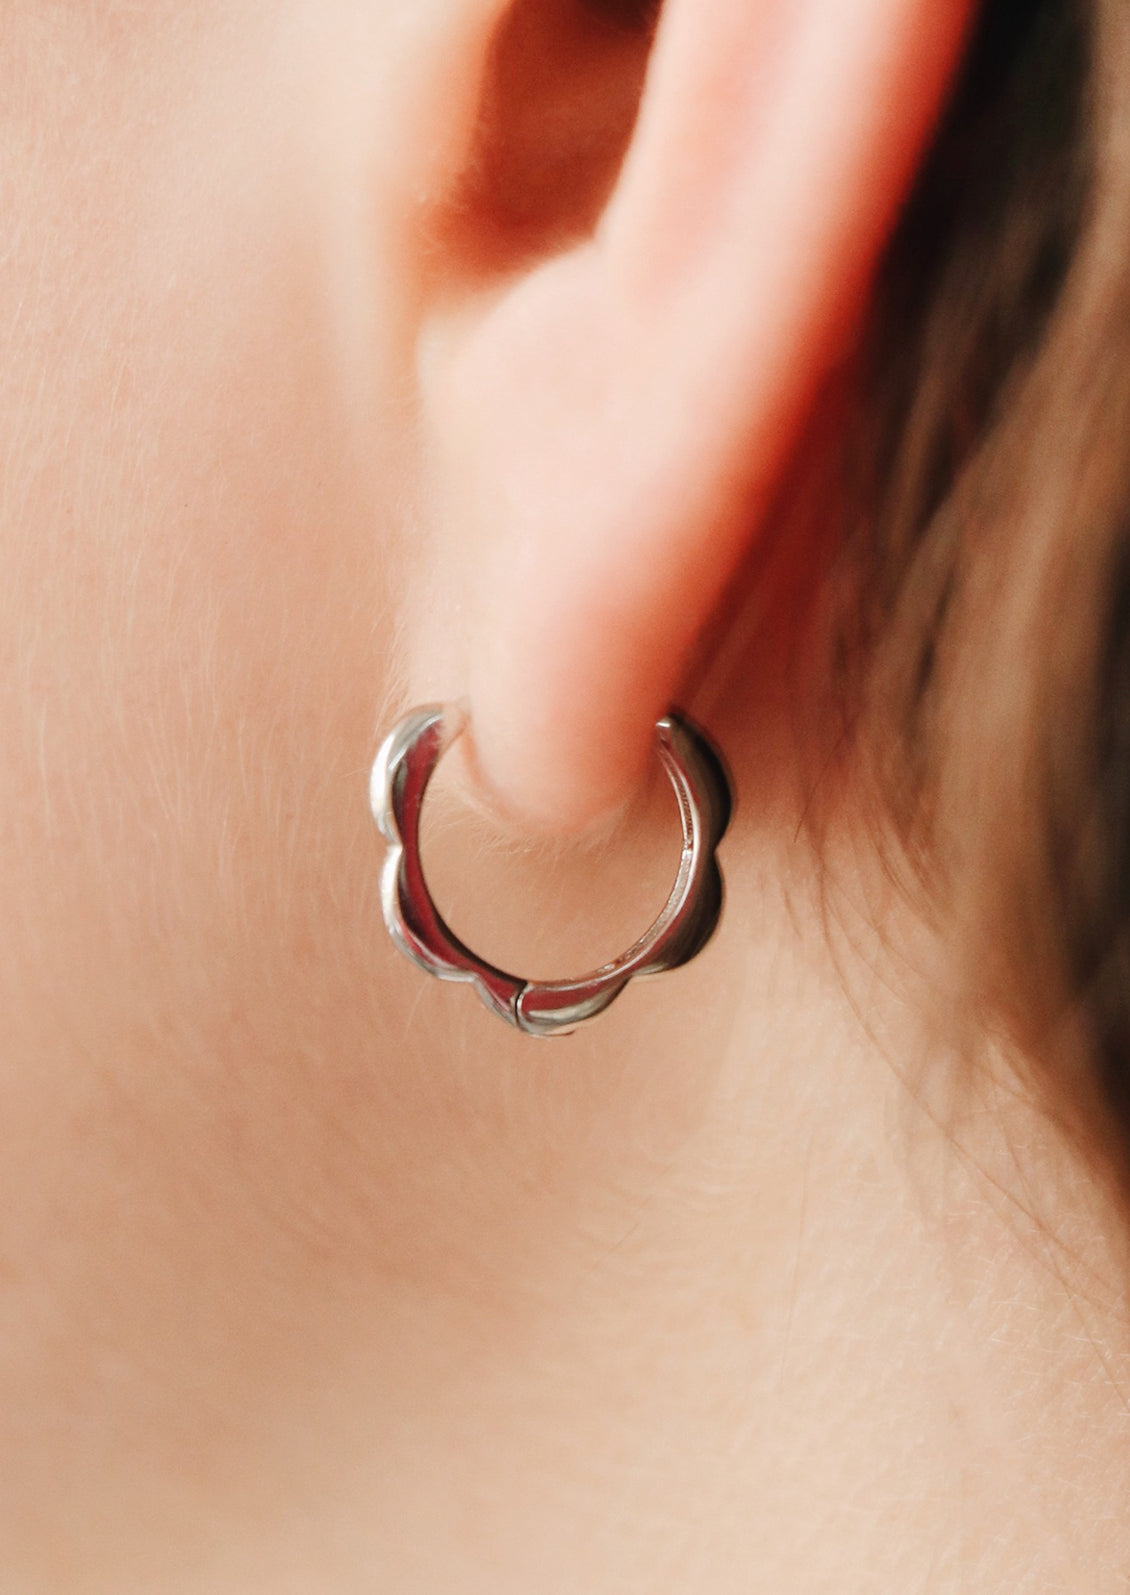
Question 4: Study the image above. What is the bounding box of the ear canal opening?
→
[577,0,661,30]
[446,0,659,272]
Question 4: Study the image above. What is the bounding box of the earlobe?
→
[411,0,976,834]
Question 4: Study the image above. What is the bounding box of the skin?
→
[2,2,1130,1590]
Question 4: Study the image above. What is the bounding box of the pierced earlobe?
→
[371,705,731,1036]
[410,0,976,833]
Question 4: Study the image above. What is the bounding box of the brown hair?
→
[847,0,1130,1152]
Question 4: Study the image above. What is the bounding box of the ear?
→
[409,0,975,833]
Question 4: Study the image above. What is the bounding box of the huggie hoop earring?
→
[370,706,732,1037]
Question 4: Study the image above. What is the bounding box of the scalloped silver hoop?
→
[370,706,732,1037]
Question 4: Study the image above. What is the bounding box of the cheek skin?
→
[0,2,434,1547]
[0,15,401,1090]
[0,13,710,1566]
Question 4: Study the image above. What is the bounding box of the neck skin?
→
[4,695,1130,1594]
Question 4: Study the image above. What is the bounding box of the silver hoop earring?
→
[370,706,731,1037]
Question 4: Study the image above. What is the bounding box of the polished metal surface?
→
[370,705,731,1037]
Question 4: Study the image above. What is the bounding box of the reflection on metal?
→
[370,705,731,1037]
